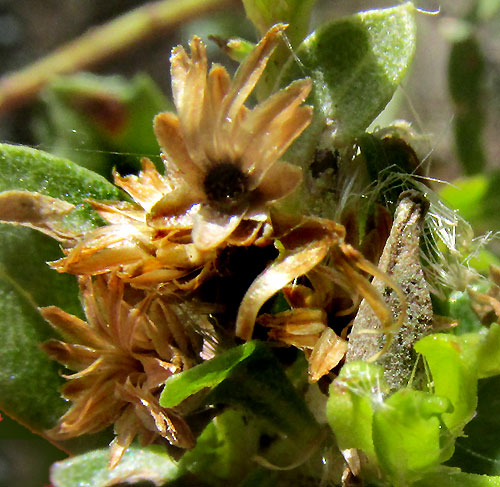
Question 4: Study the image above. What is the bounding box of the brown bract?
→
[149,23,312,250]
[40,273,197,468]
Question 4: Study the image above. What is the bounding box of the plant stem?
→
[0,0,239,114]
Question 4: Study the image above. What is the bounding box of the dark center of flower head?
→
[203,162,249,213]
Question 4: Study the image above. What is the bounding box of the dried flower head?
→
[51,24,312,290]
[40,273,197,467]
[51,157,216,290]
[150,23,312,250]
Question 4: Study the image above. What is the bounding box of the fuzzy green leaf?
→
[0,143,124,441]
[0,226,77,432]
[279,2,416,151]
[0,143,125,233]
[50,445,181,487]
[0,226,111,453]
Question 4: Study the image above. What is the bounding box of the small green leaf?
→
[327,362,385,460]
[0,143,125,233]
[415,333,480,434]
[180,409,264,485]
[373,389,453,485]
[209,35,255,62]
[279,3,416,146]
[160,341,259,408]
[50,445,182,487]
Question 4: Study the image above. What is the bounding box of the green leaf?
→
[477,324,500,379]
[418,327,500,477]
[50,445,182,487]
[415,467,500,487]
[0,226,111,455]
[212,36,255,62]
[0,143,125,233]
[0,226,77,432]
[327,362,384,460]
[160,341,260,408]
[180,409,264,485]
[279,2,416,149]
[415,333,480,434]
[204,343,319,441]
[373,389,453,485]
[0,144,124,444]
[162,341,321,469]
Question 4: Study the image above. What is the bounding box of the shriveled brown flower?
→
[149,23,312,250]
[51,157,216,290]
[40,273,198,468]
[52,23,312,289]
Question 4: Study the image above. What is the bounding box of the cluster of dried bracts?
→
[0,24,432,468]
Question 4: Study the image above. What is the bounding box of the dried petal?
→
[308,328,347,382]
[0,190,77,241]
[236,220,336,341]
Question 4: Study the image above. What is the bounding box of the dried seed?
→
[346,190,433,391]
